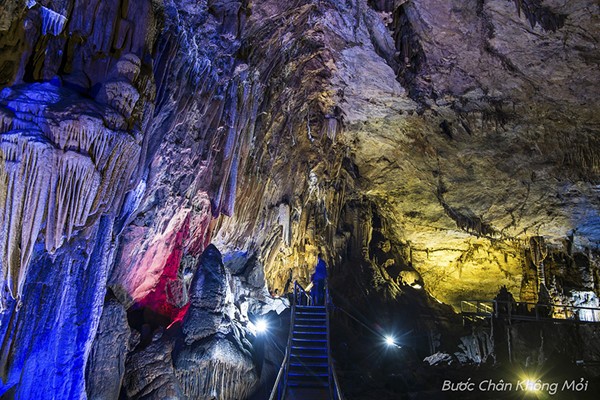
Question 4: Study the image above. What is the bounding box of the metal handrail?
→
[326,283,345,400]
[460,300,494,315]
[331,361,345,400]
[461,299,600,312]
[269,280,347,399]
[268,353,287,400]
[268,283,299,400]
[295,281,311,306]
[460,299,600,323]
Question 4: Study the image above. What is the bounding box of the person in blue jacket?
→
[311,253,327,305]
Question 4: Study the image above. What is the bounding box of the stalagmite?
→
[175,338,258,400]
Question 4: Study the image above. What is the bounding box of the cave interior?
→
[1,0,600,399]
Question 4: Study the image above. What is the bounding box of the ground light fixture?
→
[523,377,540,392]
[255,318,268,334]
[385,335,396,347]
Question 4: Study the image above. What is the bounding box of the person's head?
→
[317,253,323,260]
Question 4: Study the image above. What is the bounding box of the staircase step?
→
[294,329,326,334]
[291,345,328,350]
[296,311,326,316]
[289,372,329,378]
[290,362,329,368]
[295,312,326,316]
[293,330,327,335]
[290,359,328,368]
[287,377,328,384]
[294,324,326,329]
[294,322,326,327]
[294,313,326,318]
[289,360,329,366]
[289,367,329,376]
[285,387,330,400]
[294,333,325,338]
[287,377,329,388]
[292,338,327,343]
[291,352,328,359]
[294,318,326,323]
[294,336,327,340]
[295,311,325,316]
[291,352,328,358]
[290,350,328,354]
[295,316,326,320]
[293,323,325,328]
[290,354,328,361]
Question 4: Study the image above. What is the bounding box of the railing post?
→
[326,282,335,400]
[278,377,282,400]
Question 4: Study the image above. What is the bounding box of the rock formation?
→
[86,297,131,400]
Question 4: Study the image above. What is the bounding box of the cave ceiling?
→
[0,0,596,307]
[308,0,600,305]
[213,0,600,306]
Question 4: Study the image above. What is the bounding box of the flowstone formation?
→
[0,0,598,398]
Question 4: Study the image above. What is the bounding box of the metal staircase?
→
[287,305,329,399]
[269,282,344,400]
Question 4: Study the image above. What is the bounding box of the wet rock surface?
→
[182,245,229,343]
[122,332,184,400]
[86,297,131,400]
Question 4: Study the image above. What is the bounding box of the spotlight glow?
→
[385,335,396,346]
[255,319,268,333]
[524,378,540,392]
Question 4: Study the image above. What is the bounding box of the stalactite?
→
[208,67,262,218]
[175,357,257,400]
[278,203,291,246]
[0,133,52,303]
[511,0,566,32]
[507,326,513,364]
[529,236,548,289]
[436,183,498,239]
[0,83,140,305]
[119,178,146,222]
[322,116,339,142]
[389,2,430,100]
[39,6,67,36]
